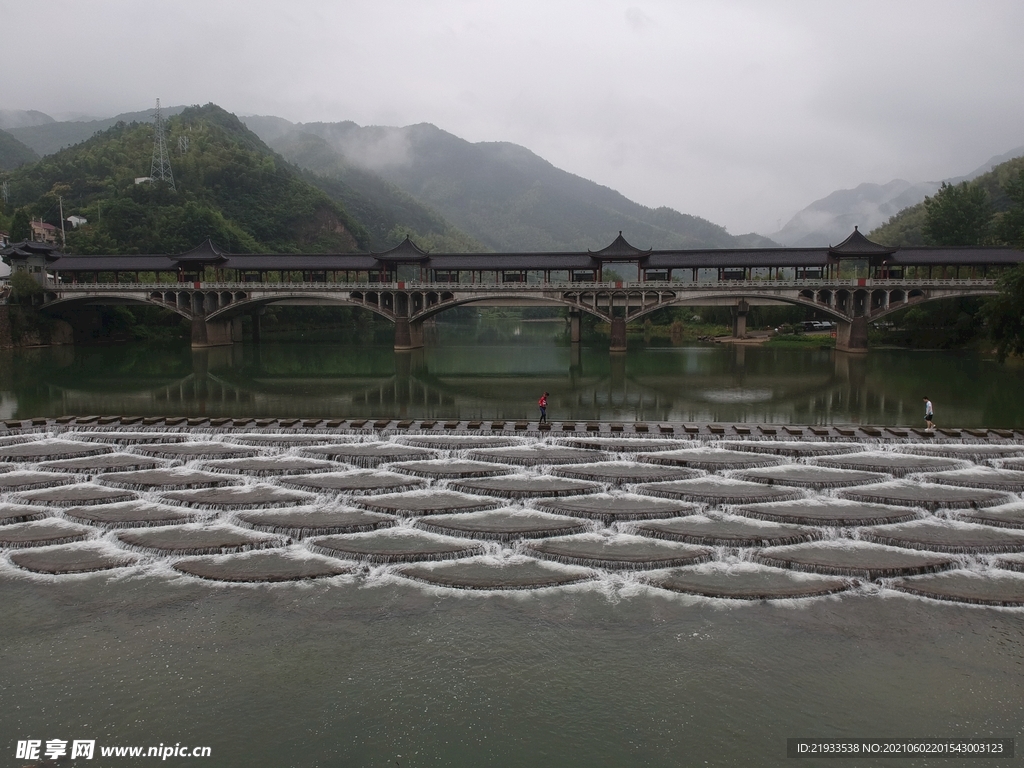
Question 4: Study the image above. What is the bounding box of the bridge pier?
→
[191,316,236,348]
[394,317,424,351]
[610,317,627,352]
[835,317,869,353]
[569,310,581,344]
[250,310,262,343]
[731,300,749,338]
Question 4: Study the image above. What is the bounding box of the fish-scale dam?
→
[3,416,1024,606]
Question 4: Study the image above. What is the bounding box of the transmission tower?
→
[178,135,189,154]
[150,98,176,191]
[1,180,8,206]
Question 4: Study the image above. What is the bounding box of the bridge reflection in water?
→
[2,339,1012,426]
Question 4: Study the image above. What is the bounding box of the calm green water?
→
[3,321,1024,426]
[3,576,1022,767]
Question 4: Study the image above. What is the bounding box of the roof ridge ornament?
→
[588,231,652,261]
[372,235,430,261]
[829,227,895,257]
[174,238,229,264]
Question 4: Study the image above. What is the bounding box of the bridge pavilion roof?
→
[20,229,1024,274]
[0,240,63,264]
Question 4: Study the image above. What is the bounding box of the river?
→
[2,319,1024,427]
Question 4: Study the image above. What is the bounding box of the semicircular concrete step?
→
[200,456,340,477]
[300,442,437,467]
[0,471,78,492]
[634,515,821,547]
[10,543,140,574]
[39,453,163,474]
[837,482,1013,511]
[307,528,482,564]
[135,443,259,461]
[0,440,113,463]
[534,493,695,524]
[752,540,956,579]
[734,465,886,490]
[720,441,866,457]
[388,459,515,479]
[550,461,700,485]
[234,508,395,538]
[450,475,602,499]
[732,499,918,527]
[415,508,590,541]
[466,445,610,466]
[396,556,595,590]
[891,569,1024,607]
[159,485,315,510]
[116,524,284,556]
[173,548,354,583]
[0,520,94,548]
[15,483,138,508]
[812,451,965,477]
[352,490,500,517]
[64,500,200,529]
[638,477,803,505]
[397,435,527,450]
[859,519,1024,554]
[645,562,854,600]
[96,468,242,491]
[639,448,785,472]
[280,470,426,496]
[525,533,712,570]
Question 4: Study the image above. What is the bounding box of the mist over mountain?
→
[0,109,56,130]
[6,106,188,156]
[771,145,1024,246]
[245,116,776,252]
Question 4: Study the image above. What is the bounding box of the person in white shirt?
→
[923,397,935,431]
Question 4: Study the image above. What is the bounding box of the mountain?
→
[869,154,1024,245]
[0,109,55,130]
[245,116,775,252]
[2,103,366,254]
[772,145,1024,246]
[272,131,486,252]
[770,179,941,246]
[0,129,39,170]
[6,105,189,156]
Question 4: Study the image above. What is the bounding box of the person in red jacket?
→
[538,391,549,424]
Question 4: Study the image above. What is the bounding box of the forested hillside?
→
[870,155,1024,246]
[246,117,775,252]
[0,104,367,254]
[0,129,39,171]
[276,132,486,252]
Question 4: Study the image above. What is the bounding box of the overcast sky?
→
[3,0,1023,235]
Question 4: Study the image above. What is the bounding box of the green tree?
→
[982,265,1024,361]
[996,170,1024,247]
[8,270,42,304]
[923,181,993,245]
[10,208,30,241]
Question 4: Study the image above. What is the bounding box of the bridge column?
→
[0,305,13,350]
[394,317,424,351]
[610,317,627,352]
[191,316,235,348]
[569,310,581,344]
[835,317,868,353]
[731,300,749,338]
[250,310,262,343]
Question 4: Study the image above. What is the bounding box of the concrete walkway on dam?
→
[2,416,1024,606]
